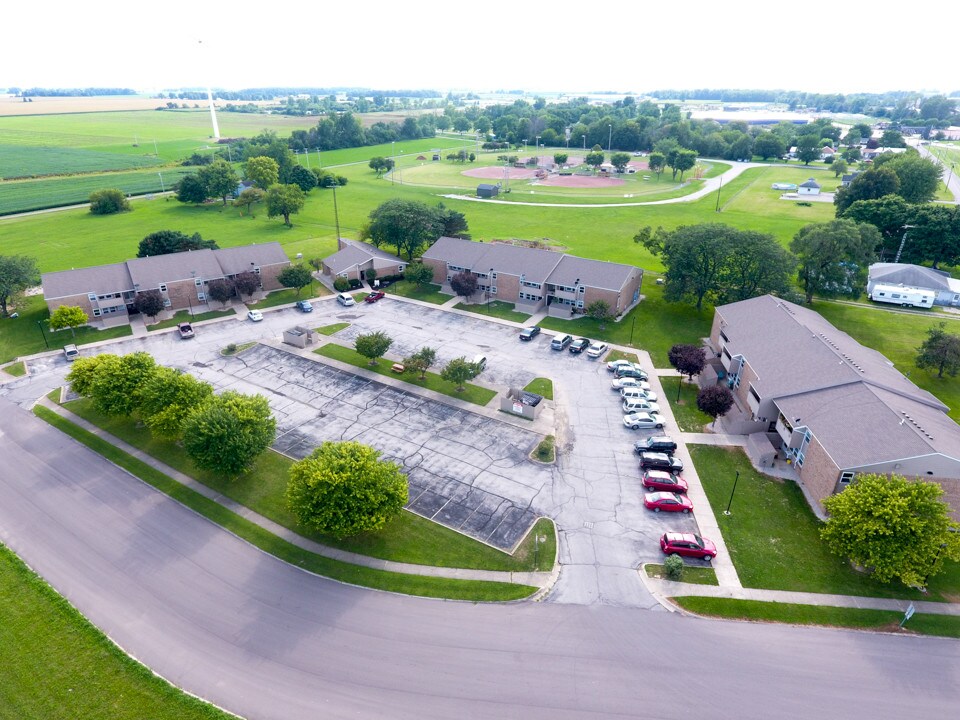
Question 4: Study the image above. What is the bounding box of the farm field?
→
[0,143,162,179]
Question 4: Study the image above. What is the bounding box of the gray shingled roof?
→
[799,178,821,188]
[214,242,289,276]
[42,263,133,300]
[324,239,404,275]
[869,263,953,292]
[549,255,637,292]
[127,249,224,290]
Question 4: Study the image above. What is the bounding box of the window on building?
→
[88,293,97,301]
[839,471,854,485]
[579,286,585,294]
[197,292,206,302]
[195,278,203,286]
[93,308,101,317]
[491,272,497,279]
[253,267,261,275]
[398,265,405,273]
[159,283,167,293]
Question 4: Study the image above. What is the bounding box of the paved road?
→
[1,402,958,719]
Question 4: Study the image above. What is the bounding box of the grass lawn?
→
[604,349,640,364]
[60,398,548,573]
[4,360,26,376]
[146,308,236,331]
[454,300,531,323]
[220,341,256,356]
[540,282,712,367]
[645,564,719,585]
[316,322,350,335]
[672,597,960,639]
[660,376,714,432]
[316,343,497,406]
[36,405,534,601]
[0,294,132,364]
[815,300,960,422]
[248,286,325,310]
[523,377,554,400]
[689,445,960,601]
[384,280,449,304]
[0,542,240,720]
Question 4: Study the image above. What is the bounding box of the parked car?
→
[612,377,650,391]
[295,300,313,312]
[364,291,385,303]
[622,398,661,414]
[569,337,591,354]
[639,452,684,473]
[586,342,608,358]
[660,532,716,560]
[177,322,195,339]
[607,358,641,373]
[635,436,678,455]
[644,492,693,513]
[519,326,541,341]
[63,344,80,362]
[336,293,356,307]
[247,310,264,322]
[614,367,649,381]
[551,334,573,350]
[622,412,665,430]
[642,469,688,493]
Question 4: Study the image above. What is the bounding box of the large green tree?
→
[281,164,319,193]
[137,367,214,440]
[277,264,313,296]
[610,152,631,172]
[88,188,130,215]
[841,195,913,258]
[354,331,393,366]
[285,441,408,539]
[880,153,942,204]
[0,254,39,316]
[182,391,277,476]
[821,474,960,587]
[48,305,88,337]
[403,346,437,380]
[795,134,821,165]
[647,151,666,179]
[86,352,157,417]
[790,219,879,303]
[834,166,900,215]
[197,159,239,206]
[137,230,217,258]
[753,133,785,161]
[265,183,306,227]
[905,204,960,268]
[669,149,697,180]
[243,156,279,190]
[440,356,480,391]
[916,323,960,378]
[365,199,445,261]
[175,174,208,204]
[720,230,796,303]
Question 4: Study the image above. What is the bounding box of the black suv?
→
[519,326,541,341]
[635,436,678,455]
[569,337,591,354]
[638,452,684,473]
[614,366,649,381]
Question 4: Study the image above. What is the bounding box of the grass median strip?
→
[0,542,240,720]
[146,309,236,331]
[645,564,719,585]
[33,405,536,602]
[671,596,960,639]
[523,377,553,400]
[316,342,497,406]
[660,377,713,432]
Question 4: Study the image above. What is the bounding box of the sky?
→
[4,1,958,96]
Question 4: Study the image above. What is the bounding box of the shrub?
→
[89,188,130,215]
[664,554,684,580]
[349,278,362,289]
[535,435,555,462]
[333,277,351,292]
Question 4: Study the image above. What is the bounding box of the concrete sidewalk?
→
[38,397,557,592]
[642,572,960,616]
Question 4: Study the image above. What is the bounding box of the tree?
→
[906,204,960,268]
[880,129,907,148]
[586,299,612,329]
[403,346,437,380]
[834,166,900,215]
[277,265,313,297]
[790,219,880,303]
[729,135,753,162]
[796,134,821,165]
[197,159,239,205]
[610,152,631,172]
[553,153,568,166]
[668,344,706,380]
[243,156,279,190]
[88,188,130,215]
[137,230,217,258]
[449,271,478,299]
[285,441,408,539]
[696,385,734,427]
[720,230,796,303]
[206,278,234,306]
[916,323,960,378]
[403,262,434,286]
[647,151,666,179]
[175,174,208,204]
[133,290,165,320]
[841,195,914,259]
[65,354,111,397]
[265,183,305,226]
[366,199,444,261]
[182,391,277,476]
[137,367,213,440]
[436,203,469,238]
[234,186,264,213]
[440,356,480,391]
[821,474,960,587]
[753,133,785,161]
[584,151,605,170]
[88,352,157,417]
[640,224,733,311]
[668,149,697,181]
[232,271,260,299]
[882,153,942,204]
[368,157,395,178]
[0,254,39,316]
[281,164,318,193]
[354,331,393,366]
[48,305,88,337]
[831,158,849,178]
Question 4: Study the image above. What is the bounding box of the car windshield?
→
[694,536,704,546]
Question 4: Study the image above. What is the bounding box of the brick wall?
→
[796,434,841,513]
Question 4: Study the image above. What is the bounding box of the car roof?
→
[664,532,695,542]
[645,469,673,479]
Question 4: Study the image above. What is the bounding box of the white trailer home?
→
[868,283,935,308]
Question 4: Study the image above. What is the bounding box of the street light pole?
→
[158,172,165,193]
[36,320,48,349]
[608,124,612,153]
[715,176,723,212]
[332,179,342,241]
[391,141,395,185]
[582,135,586,150]
[723,471,740,515]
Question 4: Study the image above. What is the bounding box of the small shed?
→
[798,178,821,196]
[500,387,544,420]
[477,183,499,199]
[282,325,316,349]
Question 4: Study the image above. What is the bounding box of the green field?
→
[0,143,162,180]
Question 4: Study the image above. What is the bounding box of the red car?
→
[365,291,386,303]
[660,532,717,561]
[644,492,693,513]
[642,469,688,493]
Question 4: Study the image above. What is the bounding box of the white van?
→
[623,397,661,414]
[620,387,647,400]
[472,354,487,372]
[336,293,356,307]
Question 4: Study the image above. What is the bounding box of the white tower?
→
[198,40,220,140]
